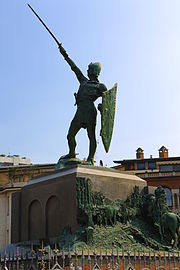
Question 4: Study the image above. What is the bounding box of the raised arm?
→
[59,45,85,83]
[27,5,85,83]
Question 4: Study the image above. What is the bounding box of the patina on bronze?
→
[28,4,117,166]
[101,83,117,153]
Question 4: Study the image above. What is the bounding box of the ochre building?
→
[0,155,55,248]
[114,146,180,214]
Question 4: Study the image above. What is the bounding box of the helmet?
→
[88,62,101,77]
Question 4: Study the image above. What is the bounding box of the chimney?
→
[159,146,168,158]
[136,147,144,159]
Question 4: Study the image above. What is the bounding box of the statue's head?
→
[87,62,101,79]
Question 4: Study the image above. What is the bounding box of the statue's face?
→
[87,66,93,78]
[87,63,101,79]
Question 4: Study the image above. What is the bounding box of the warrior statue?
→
[28,4,117,167]
[58,46,107,165]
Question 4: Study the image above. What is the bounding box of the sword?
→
[28,4,61,47]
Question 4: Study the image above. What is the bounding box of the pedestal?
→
[11,165,146,243]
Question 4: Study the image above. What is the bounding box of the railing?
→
[0,243,180,270]
[137,171,180,179]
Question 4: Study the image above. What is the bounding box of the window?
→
[159,164,180,172]
[137,162,145,170]
[148,162,156,170]
[159,165,173,172]
[163,187,172,207]
[173,164,180,172]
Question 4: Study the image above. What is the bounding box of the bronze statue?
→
[28,4,117,166]
[58,47,107,165]
[144,187,180,247]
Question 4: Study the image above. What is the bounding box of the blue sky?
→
[1,0,180,166]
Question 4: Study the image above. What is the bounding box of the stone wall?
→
[0,194,9,248]
[11,165,146,243]
[12,173,79,243]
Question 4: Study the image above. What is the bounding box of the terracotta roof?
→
[159,146,168,152]
[136,147,144,152]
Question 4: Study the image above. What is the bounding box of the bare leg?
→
[63,120,81,159]
[86,124,97,164]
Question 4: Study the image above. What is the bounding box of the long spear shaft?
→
[27,4,61,46]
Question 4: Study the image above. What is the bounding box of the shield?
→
[101,83,117,153]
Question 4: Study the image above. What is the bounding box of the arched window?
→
[163,187,172,207]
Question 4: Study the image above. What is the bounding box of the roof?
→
[0,163,56,172]
[136,147,144,152]
[159,146,168,152]
[113,156,180,164]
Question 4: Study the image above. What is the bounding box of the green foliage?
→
[8,167,17,182]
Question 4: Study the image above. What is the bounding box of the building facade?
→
[0,157,56,248]
[114,146,180,214]
[0,154,31,167]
